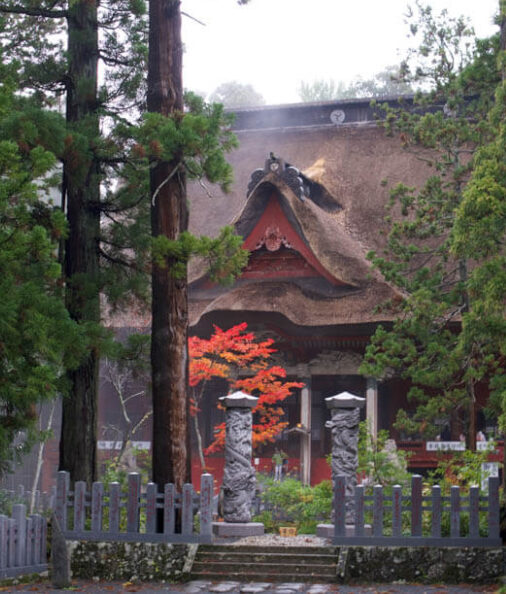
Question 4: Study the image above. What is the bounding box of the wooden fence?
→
[55,471,213,544]
[331,474,502,546]
[0,504,48,578]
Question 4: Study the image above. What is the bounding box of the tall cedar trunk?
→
[59,0,100,486]
[148,0,191,491]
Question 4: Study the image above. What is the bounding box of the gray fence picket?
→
[0,515,7,571]
[74,481,86,533]
[488,476,500,538]
[109,482,120,533]
[469,486,480,538]
[373,485,383,537]
[431,485,441,538]
[8,519,15,568]
[411,475,422,537]
[12,504,26,567]
[182,484,193,536]
[354,485,364,536]
[146,483,157,534]
[55,471,69,531]
[164,483,175,535]
[392,485,402,537]
[91,482,104,533]
[25,517,33,566]
[32,515,42,565]
[41,514,47,563]
[127,473,141,533]
[450,486,460,538]
[199,474,213,538]
[334,476,346,538]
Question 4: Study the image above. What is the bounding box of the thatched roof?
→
[189,155,402,328]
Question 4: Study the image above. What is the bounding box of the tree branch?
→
[0,4,67,18]
[181,11,206,26]
[151,162,181,205]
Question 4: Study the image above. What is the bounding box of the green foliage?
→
[253,476,332,534]
[452,78,506,433]
[0,489,24,516]
[152,227,248,283]
[0,90,85,474]
[360,2,502,444]
[357,421,411,488]
[427,444,497,493]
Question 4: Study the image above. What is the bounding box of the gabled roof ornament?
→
[247,153,309,201]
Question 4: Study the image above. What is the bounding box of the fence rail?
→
[0,504,48,578]
[332,475,501,547]
[55,471,213,544]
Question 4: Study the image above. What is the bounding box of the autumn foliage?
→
[189,323,303,455]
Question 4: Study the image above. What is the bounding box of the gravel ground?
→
[214,535,330,546]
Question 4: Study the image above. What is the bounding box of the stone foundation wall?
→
[68,541,191,582]
[340,546,505,584]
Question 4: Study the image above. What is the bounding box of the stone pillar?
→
[300,378,312,486]
[366,377,378,441]
[317,391,366,537]
[213,391,264,537]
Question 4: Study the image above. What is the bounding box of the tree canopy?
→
[208,81,265,108]
[360,1,502,451]
[297,67,413,102]
[189,323,303,465]
[0,77,84,474]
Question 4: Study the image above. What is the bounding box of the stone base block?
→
[212,522,264,537]
[316,523,372,538]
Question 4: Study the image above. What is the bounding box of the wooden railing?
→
[0,504,48,578]
[55,471,213,544]
[331,475,501,547]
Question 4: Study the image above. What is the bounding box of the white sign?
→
[477,441,495,451]
[97,440,151,451]
[481,462,499,491]
[97,440,122,450]
[426,441,465,451]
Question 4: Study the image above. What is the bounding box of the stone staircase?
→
[190,544,338,583]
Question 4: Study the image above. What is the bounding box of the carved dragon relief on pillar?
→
[325,392,365,522]
[220,392,258,523]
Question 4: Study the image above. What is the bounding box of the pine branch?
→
[0,4,67,18]
[98,246,139,271]
[98,52,132,67]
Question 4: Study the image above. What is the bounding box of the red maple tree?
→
[189,323,303,467]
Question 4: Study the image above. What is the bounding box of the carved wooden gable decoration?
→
[239,155,347,288]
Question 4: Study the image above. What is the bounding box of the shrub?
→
[253,476,332,534]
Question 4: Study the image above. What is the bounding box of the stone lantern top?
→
[219,391,258,409]
[325,391,366,409]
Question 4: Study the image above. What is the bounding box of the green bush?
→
[253,476,332,534]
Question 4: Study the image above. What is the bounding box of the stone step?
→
[192,561,336,576]
[190,544,338,584]
[195,551,336,564]
[198,545,336,555]
[189,571,334,583]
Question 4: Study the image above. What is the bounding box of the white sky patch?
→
[182,0,499,105]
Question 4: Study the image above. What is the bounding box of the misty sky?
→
[181,0,499,105]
